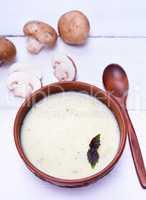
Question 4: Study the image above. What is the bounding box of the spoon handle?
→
[124,108,146,188]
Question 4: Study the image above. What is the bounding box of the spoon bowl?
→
[103,64,129,99]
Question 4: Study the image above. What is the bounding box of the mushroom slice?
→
[13,82,33,98]
[0,37,16,65]
[7,72,41,98]
[52,53,77,81]
[23,21,58,54]
[9,62,43,80]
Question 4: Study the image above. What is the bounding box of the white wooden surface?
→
[1,0,146,36]
[0,1,146,199]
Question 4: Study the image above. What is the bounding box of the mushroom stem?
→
[27,37,44,54]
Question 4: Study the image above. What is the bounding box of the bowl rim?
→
[14,81,127,186]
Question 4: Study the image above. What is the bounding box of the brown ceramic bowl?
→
[14,81,127,187]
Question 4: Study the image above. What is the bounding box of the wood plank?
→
[1,37,146,109]
[0,0,146,36]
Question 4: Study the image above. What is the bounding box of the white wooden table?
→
[0,1,146,199]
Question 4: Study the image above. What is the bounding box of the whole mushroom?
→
[23,21,58,54]
[58,10,90,45]
[0,37,16,65]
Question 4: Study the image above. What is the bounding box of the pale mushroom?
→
[23,21,58,54]
[58,10,90,45]
[7,72,42,98]
[0,37,16,65]
[9,62,42,80]
[52,53,77,81]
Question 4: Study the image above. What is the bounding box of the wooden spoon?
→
[103,63,146,188]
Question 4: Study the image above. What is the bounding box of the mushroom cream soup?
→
[21,92,120,179]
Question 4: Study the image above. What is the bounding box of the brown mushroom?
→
[23,21,58,54]
[58,10,90,45]
[0,37,16,65]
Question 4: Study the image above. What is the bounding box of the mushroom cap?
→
[23,21,58,47]
[58,10,90,45]
[0,37,16,63]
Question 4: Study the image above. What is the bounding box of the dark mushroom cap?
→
[23,21,58,48]
[0,37,16,64]
[58,10,90,45]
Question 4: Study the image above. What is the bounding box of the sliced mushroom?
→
[7,72,42,98]
[12,82,33,98]
[9,62,43,80]
[23,21,58,54]
[52,53,77,81]
[0,37,16,65]
[58,10,90,45]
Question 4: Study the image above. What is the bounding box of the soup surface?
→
[21,92,120,179]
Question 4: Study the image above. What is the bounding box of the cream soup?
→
[21,92,120,179]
